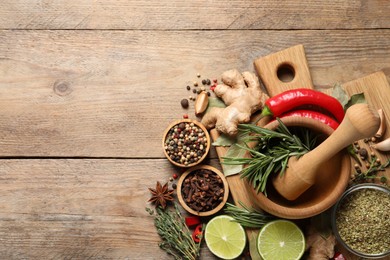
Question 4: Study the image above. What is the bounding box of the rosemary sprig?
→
[223,119,319,194]
[224,201,275,228]
[146,203,201,260]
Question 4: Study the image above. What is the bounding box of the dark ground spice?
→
[336,188,390,255]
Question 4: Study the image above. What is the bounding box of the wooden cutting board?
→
[210,45,390,259]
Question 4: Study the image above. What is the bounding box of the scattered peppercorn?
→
[193,82,198,87]
[206,79,211,85]
[207,91,210,96]
[186,85,191,91]
[202,79,207,85]
[181,99,189,109]
[173,173,178,179]
[197,73,201,78]
[172,183,177,189]
[183,114,189,119]
[192,89,197,94]
[358,148,368,160]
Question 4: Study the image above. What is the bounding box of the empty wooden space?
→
[0,1,389,259]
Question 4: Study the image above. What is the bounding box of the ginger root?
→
[201,69,268,136]
[305,224,337,260]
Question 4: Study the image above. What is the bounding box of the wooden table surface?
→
[1,1,389,259]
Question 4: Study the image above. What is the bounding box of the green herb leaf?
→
[213,130,250,147]
[222,144,246,176]
[204,97,226,114]
[331,83,349,107]
[148,204,201,260]
[224,202,275,228]
[223,121,317,194]
[212,133,236,147]
[345,93,366,110]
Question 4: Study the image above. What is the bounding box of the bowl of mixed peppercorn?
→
[331,183,390,259]
[162,119,211,168]
[177,165,229,217]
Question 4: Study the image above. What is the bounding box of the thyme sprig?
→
[222,119,319,194]
[146,203,201,260]
[353,157,390,184]
[224,201,275,228]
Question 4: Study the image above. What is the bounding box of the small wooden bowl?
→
[247,116,351,219]
[162,119,211,168]
[177,165,229,217]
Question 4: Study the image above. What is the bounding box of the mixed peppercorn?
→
[164,122,208,166]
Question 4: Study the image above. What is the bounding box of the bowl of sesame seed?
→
[331,183,390,259]
[162,119,211,168]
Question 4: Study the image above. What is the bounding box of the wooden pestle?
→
[272,103,380,201]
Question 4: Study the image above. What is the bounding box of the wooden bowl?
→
[247,116,351,219]
[177,165,229,217]
[162,119,211,168]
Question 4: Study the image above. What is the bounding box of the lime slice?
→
[257,220,305,260]
[205,215,246,259]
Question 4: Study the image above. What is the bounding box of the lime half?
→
[257,220,305,260]
[205,215,246,259]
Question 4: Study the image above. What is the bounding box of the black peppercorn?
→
[358,148,368,160]
[181,99,189,109]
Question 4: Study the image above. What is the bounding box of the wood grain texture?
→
[1,1,390,259]
[0,30,389,157]
[254,44,314,96]
[0,158,221,259]
[0,0,389,30]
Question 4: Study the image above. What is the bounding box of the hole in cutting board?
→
[277,63,295,83]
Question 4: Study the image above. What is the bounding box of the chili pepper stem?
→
[261,106,273,117]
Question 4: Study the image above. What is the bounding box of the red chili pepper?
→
[333,252,346,260]
[261,89,345,122]
[280,110,340,130]
[192,224,203,243]
[172,173,178,179]
[185,216,201,228]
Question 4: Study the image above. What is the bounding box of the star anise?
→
[148,181,174,209]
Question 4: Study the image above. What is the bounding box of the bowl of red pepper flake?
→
[162,119,211,168]
[177,165,229,217]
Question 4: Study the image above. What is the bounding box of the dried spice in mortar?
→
[181,168,224,212]
[164,122,208,166]
[336,188,390,255]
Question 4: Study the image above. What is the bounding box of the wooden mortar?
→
[272,103,380,201]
